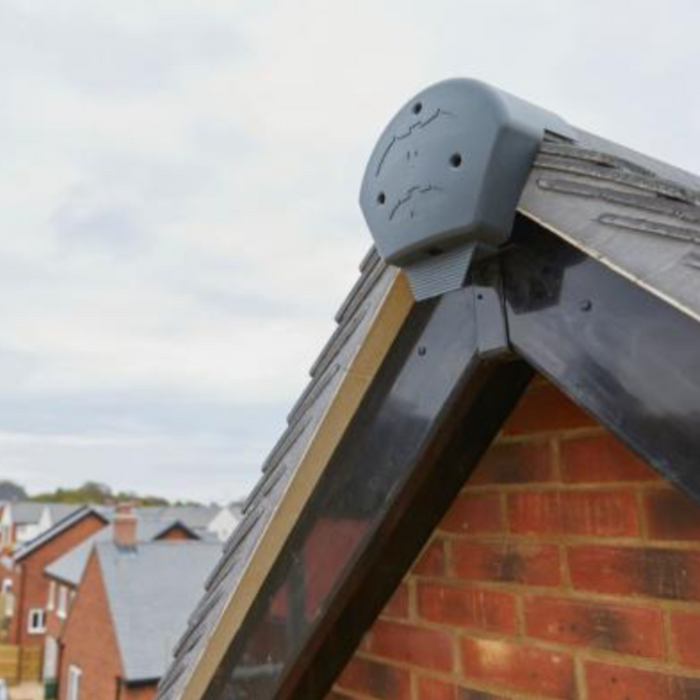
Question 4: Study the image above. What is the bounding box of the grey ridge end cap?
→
[360,78,574,300]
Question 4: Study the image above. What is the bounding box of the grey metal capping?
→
[155,252,396,700]
[359,79,573,301]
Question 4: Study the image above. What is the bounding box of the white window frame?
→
[0,524,11,547]
[57,585,69,620]
[67,665,82,700]
[1,578,12,594]
[47,581,55,611]
[43,635,59,681]
[27,608,46,634]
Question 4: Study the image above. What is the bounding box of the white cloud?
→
[0,0,699,500]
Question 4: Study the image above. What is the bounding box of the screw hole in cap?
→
[450,153,463,169]
[412,102,423,115]
[377,192,386,205]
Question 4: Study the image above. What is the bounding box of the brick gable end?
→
[331,378,700,700]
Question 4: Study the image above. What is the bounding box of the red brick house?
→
[5,506,108,650]
[56,523,220,700]
[154,79,700,700]
[0,503,81,554]
[43,506,200,688]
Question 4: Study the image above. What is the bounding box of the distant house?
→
[43,505,200,686]
[137,505,241,543]
[2,506,108,649]
[57,533,220,700]
[0,503,81,552]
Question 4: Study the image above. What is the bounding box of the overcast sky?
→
[0,0,699,503]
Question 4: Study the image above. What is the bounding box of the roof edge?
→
[519,204,700,326]
[15,505,108,561]
[178,270,413,700]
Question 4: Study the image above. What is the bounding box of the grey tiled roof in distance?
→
[137,506,221,530]
[155,249,392,700]
[45,503,83,525]
[45,518,199,587]
[16,503,219,562]
[9,502,81,527]
[97,541,222,683]
[7,502,46,526]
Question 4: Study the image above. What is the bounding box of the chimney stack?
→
[114,503,137,548]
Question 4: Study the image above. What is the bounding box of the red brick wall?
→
[331,378,700,700]
[45,579,77,644]
[10,513,106,648]
[156,525,198,542]
[58,550,123,700]
[45,590,65,642]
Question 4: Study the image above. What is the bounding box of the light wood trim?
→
[180,271,413,700]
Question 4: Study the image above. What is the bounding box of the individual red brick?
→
[524,595,664,658]
[417,677,507,700]
[644,488,700,541]
[414,539,447,577]
[452,540,561,587]
[336,656,411,700]
[671,611,700,668]
[461,637,575,699]
[469,441,554,485]
[569,545,700,601]
[586,661,700,700]
[439,493,502,535]
[368,620,454,672]
[417,677,455,700]
[508,490,639,537]
[502,384,596,435]
[561,433,657,483]
[417,581,517,634]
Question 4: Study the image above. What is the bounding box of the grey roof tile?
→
[45,518,198,586]
[9,502,51,525]
[520,129,700,324]
[97,541,222,683]
[136,506,222,530]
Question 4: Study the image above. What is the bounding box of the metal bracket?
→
[471,258,511,360]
